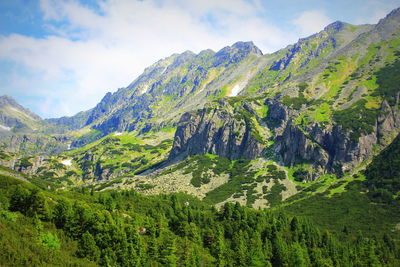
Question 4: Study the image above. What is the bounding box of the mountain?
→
[2,8,400,207]
[0,96,71,155]
[1,7,400,267]
[171,9,400,174]
[46,42,266,136]
[0,95,43,133]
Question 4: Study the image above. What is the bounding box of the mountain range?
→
[0,7,400,266]
[0,8,399,207]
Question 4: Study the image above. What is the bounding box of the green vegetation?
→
[75,129,104,146]
[203,159,254,204]
[320,58,356,101]
[245,68,279,95]
[280,82,312,110]
[374,59,400,105]
[283,180,400,240]
[41,232,61,250]
[364,134,400,202]
[306,101,332,124]
[185,154,230,187]
[161,154,231,187]
[292,167,309,182]
[281,94,308,110]
[204,160,287,206]
[264,181,286,207]
[0,169,399,266]
[40,131,175,184]
[17,157,33,168]
[333,99,379,141]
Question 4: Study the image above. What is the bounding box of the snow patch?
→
[160,66,168,75]
[61,159,72,166]
[114,132,123,136]
[0,124,11,131]
[230,84,242,96]
[140,84,149,95]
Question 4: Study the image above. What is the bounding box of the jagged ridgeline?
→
[1,9,400,209]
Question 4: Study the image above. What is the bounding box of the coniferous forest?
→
[1,165,399,266]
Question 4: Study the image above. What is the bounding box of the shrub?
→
[41,232,61,250]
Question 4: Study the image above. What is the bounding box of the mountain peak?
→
[377,7,400,25]
[0,95,19,107]
[0,95,41,121]
[231,41,263,55]
[323,21,346,32]
[384,7,400,19]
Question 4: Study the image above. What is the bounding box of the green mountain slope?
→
[1,8,398,211]
[282,133,400,240]
[365,133,400,202]
[170,8,400,176]
[0,170,399,266]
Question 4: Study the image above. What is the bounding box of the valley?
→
[0,6,400,266]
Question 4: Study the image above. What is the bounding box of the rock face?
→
[269,98,400,174]
[275,100,399,173]
[170,98,400,178]
[169,101,265,160]
[92,95,154,134]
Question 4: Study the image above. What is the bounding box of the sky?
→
[0,0,399,119]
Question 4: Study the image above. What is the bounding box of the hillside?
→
[0,169,399,266]
[0,6,400,266]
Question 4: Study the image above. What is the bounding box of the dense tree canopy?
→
[0,173,399,266]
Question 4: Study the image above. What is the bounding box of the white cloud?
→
[293,10,333,37]
[0,0,296,118]
[354,1,399,24]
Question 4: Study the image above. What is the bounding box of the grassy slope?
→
[282,181,400,239]
[282,135,400,240]
[34,128,176,185]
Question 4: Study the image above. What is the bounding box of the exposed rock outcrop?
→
[170,98,400,178]
[169,101,265,160]
[268,99,400,174]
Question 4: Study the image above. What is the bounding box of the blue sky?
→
[0,0,399,118]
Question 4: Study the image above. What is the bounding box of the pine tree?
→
[289,242,308,267]
[53,199,72,228]
[159,233,178,266]
[272,234,289,267]
[249,231,266,266]
[212,228,227,267]
[77,231,100,262]
[232,230,248,266]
